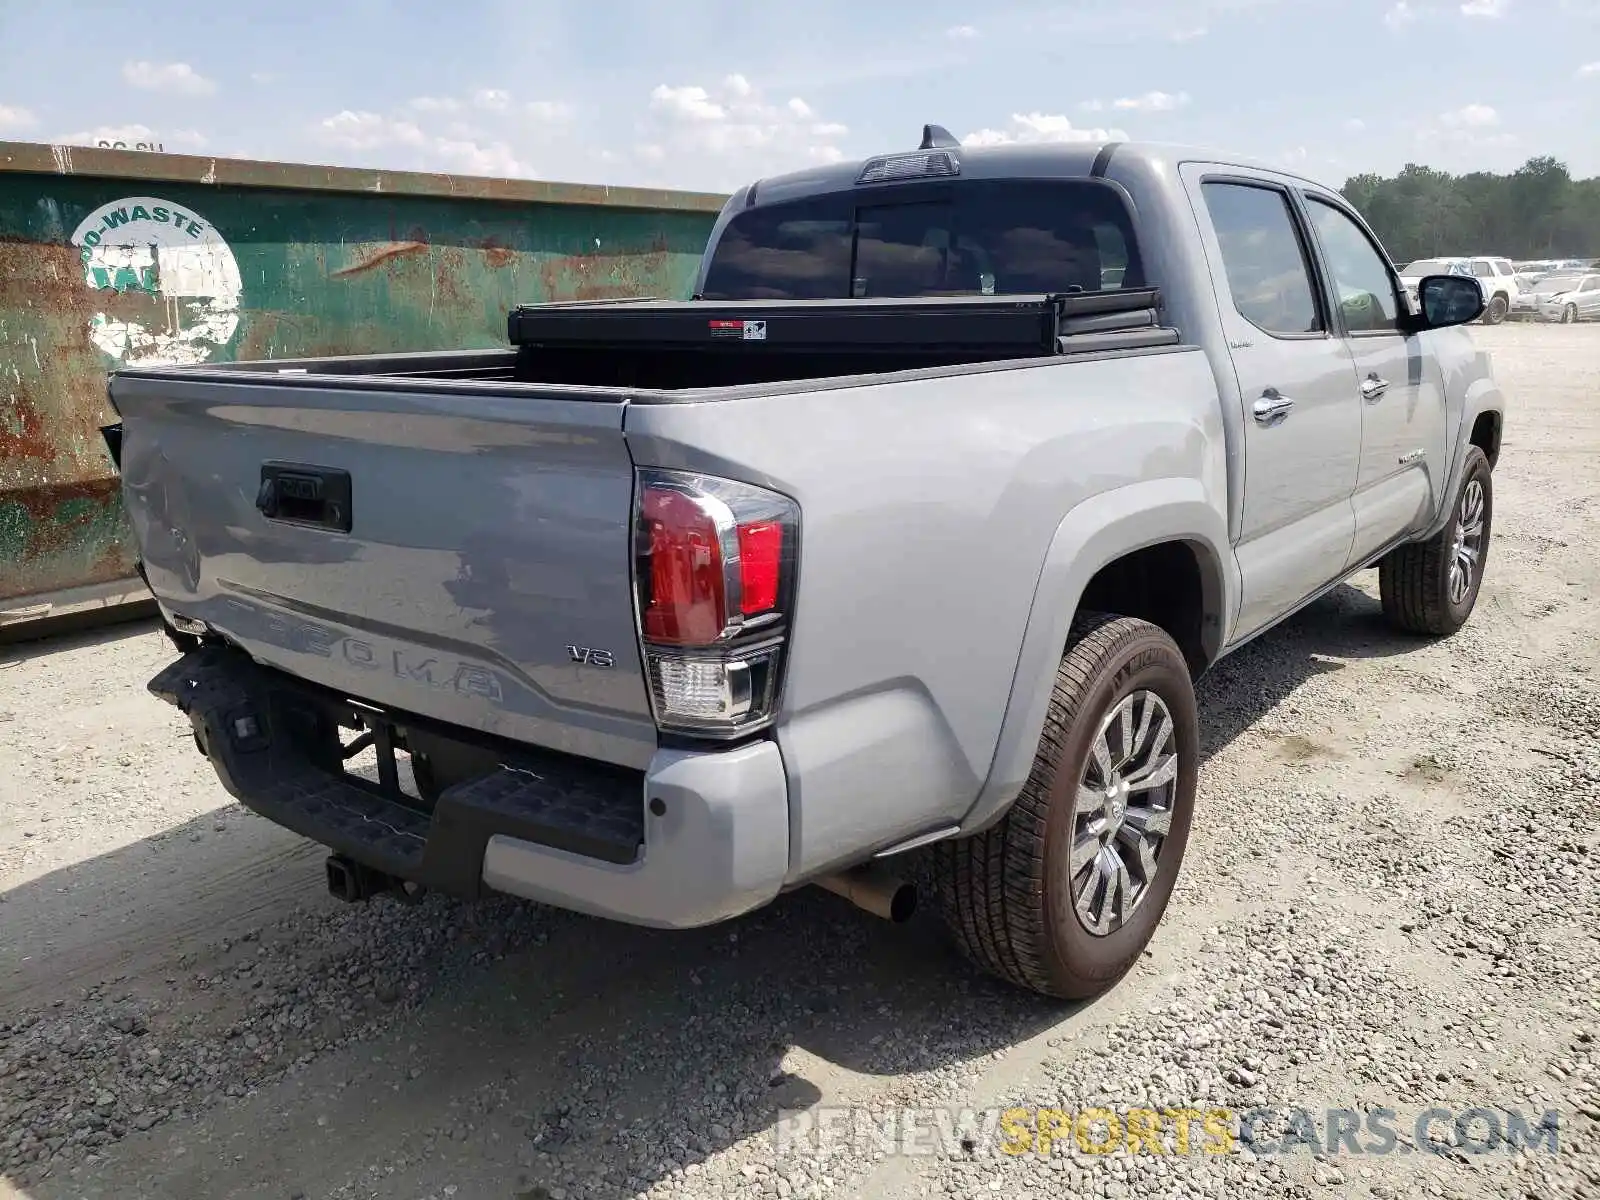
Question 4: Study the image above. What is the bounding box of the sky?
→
[0,0,1598,194]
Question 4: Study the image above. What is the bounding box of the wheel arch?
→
[1421,380,1506,540]
[957,479,1234,835]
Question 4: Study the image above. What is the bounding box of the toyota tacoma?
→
[103,129,1505,999]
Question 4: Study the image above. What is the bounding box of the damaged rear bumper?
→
[150,646,790,929]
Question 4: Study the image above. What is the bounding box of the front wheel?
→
[1378,445,1493,636]
[934,613,1198,999]
[1562,304,1578,325]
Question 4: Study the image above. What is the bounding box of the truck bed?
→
[139,290,1180,397]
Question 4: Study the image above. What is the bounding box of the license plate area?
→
[331,701,501,812]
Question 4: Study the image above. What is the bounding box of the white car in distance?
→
[1399,256,1519,324]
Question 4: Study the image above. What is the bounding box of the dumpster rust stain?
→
[0,476,129,600]
[0,235,113,474]
[0,232,132,597]
[331,240,429,277]
[538,236,672,301]
[479,237,515,269]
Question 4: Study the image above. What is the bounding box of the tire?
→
[1484,294,1509,325]
[1378,445,1493,636]
[934,612,1199,1000]
[1562,304,1578,325]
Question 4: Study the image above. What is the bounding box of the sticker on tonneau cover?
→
[709,319,767,341]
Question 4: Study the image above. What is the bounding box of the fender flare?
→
[1420,379,1505,541]
[957,477,1235,834]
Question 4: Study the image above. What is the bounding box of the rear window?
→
[700,180,1144,301]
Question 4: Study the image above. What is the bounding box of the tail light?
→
[632,468,799,737]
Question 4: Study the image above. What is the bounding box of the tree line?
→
[1341,156,1600,264]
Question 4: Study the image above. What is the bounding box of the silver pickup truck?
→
[104,130,1505,1000]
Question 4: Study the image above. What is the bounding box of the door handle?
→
[1361,373,1389,402]
[1252,390,1295,426]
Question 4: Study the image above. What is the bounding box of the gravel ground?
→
[2,321,1597,1200]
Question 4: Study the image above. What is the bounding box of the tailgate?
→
[110,372,656,769]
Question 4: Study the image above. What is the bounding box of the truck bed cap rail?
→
[508,288,1169,357]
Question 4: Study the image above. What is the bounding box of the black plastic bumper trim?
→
[149,646,647,898]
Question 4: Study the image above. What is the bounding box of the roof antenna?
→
[919,124,961,150]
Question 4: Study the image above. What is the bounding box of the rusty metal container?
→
[0,140,727,629]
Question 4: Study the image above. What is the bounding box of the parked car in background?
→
[1460,256,1520,324]
[1399,256,1519,323]
[1399,257,1471,307]
[1530,272,1600,322]
[1514,258,1587,291]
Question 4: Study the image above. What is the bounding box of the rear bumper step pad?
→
[149,647,646,897]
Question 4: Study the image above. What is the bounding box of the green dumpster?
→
[0,140,726,630]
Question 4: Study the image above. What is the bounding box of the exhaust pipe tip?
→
[815,864,918,923]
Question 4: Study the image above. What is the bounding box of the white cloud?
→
[1384,1,1418,29]
[315,110,429,150]
[431,138,525,176]
[963,112,1130,146]
[1440,102,1499,127]
[1460,0,1506,14]
[638,75,850,187]
[312,109,531,176]
[1407,103,1517,159]
[250,71,278,85]
[650,84,725,122]
[308,85,586,179]
[0,104,38,132]
[121,60,216,97]
[56,124,207,150]
[1170,26,1208,40]
[1579,61,1600,75]
[946,24,979,38]
[1112,90,1190,112]
[1343,117,1367,132]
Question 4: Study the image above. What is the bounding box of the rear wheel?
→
[1378,445,1492,636]
[934,613,1198,999]
[1484,294,1509,324]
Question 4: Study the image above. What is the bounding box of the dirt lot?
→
[2,322,1597,1200]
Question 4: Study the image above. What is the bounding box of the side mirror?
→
[1413,274,1485,329]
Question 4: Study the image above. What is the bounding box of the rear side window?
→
[700,180,1143,301]
[1200,181,1323,336]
